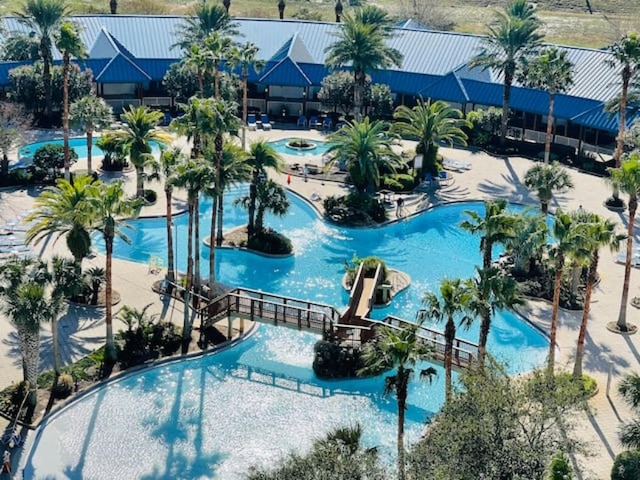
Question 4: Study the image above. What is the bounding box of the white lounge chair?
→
[261,114,272,131]
[615,252,640,267]
[247,114,257,131]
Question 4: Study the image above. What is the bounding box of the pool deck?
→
[1,126,639,479]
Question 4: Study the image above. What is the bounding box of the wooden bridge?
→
[198,285,479,369]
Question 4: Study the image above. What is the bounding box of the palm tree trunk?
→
[483,242,492,271]
[614,69,630,168]
[397,372,407,480]
[548,255,564,376]
[242,74,248,149]
[444,318,454,403]
[216,193,224,246]
[104,234,116,365]
[41,40,52,122]
[87,129,94,174]
[574,252,598,378]
[51,314,61,376]
[617,197,637,331]
[63,54,71,181]
[1,152,9,177]
[214,60,220,100]
[215,133,224,247]
[543,92,555,164]
[166,188,175,284]
[194,193,201,293]
[136,164,145,198]
[542,200,549,215]
[109,0,117,14]
[209,194,218,299]
[570,263,581,297]
[248,172,258,238]
[354,71,364,119]
[198,74,204,97]
[23,330,40,408]
[500,70,514,147]
[477,310,491,366]
[183,198,194,353]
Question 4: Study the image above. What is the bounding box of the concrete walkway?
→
[1,126,638,479]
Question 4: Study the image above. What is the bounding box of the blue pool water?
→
[26,192,548,479]
[268,138,332,157]
[18,137,162,160]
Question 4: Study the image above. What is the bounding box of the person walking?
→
[2,449,11,475]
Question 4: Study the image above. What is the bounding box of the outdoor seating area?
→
[0,215,33,259]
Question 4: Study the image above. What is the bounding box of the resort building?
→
[0,15,634,153]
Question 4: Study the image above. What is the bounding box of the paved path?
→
[0,126,638,479]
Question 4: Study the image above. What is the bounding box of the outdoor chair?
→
[308,116,320,129]
[297,115,307,128]
[322,117,333,131]
[247,114,257,131]
[261,114,272,130]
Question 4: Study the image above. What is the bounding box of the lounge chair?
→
[439,171,453,186]
[261,114,272,130]
[247,114,257,131]
[308,116,320,129]
[322,117,333,131]
[297,115,307,128]
[615,252,640,267]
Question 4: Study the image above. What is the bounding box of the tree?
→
[618,373,640,449]
[359,322,436,480]
[523,162,574,215]
[55,20,86,181]
[25,175,96,264]
[158,147,187,286]
[392,99,470,176]
[87,180,141,366]
[278,0,285,19]
[422,278,472,403]
[365,83,394,119]
[174,1,238,51]
[0,32,40,61]
[162,62,201,102]
[612,450,640,480]
[69,95,113,174]
[0,101,31,177]
[254,179,290,233]
[325,8,402,117]
[32,143,78,178]
[325,117,402,193]
[15,0,70,123]
[469,0,542,145]
[607,152,640,332]
[460,199,516,271]
[118,106,171,198]
[182,42,216,98]
[318,71,357,115]
[519,47,574,164]
[547,452,574,480]
[572,213,623,378]
[202,31,233,99]
[504,212,548,276]
[607,32,640,168]
[245,140,285,238]
[409,360,587,480]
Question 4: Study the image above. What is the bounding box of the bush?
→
[547,452,573,480]
[143,189,157,205]
[33,143,78,176]
[345,255,389,287]
[324,192,387,226]
[383,173,415,192]
[247,228,293,255]
[612,450,640,480]
[312,338,364,379]
[52,373,75,399]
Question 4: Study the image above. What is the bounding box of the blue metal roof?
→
[259,57,311,86]
[95,53,151,83]
[419,72,469,104]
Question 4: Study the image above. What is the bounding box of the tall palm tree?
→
[245,140,285,238]
[254,179,290,233]
[608,152,640,332]
[170,159,214,341]
[87,180,141,366]
[519,47,574,164]
[118,106,171,198]
[182,43,216,97]
[174,1,238,51]
[460,199,517,270]
[504,213,548,276]
[25,175,96,264]
[325,10,403,117]
[547,210,580,375]
[55,20,85,181]
[607,32,640,168]
[203,31,233,99]
[69,95,113,174]
[618,373,640,449]
[277,0,285,19]
[15,0,70,123]
[469,0,542,145]
[572,213,623,378]
[353,4,395,34]
[523,162,574,215]
[392,99,471,176]
[359,322,437,480]
[422,278,473,403]
[325,117,402,193]
[228,42,264,148]
[158,147,187,285]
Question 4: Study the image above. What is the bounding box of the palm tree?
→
[504,213,548,276]
[228,42,264,148]
[469,0,542,145]
[174,1,238,51]
[25,175,96,264]
[519,47,574,164]
[69,95,114,174]
[353,4,395,34]
[523,162,574,214]
[618,373,640,449]
[170,159,214,342]
[325,117,402,193]
[203,31,233,99]
[359,322,437,480]
[245,140,285,238]
[182,43,216,97]
[15,0,69,123]
[55,20,86,181]
[460,199,516,270]
[277,0,285,19]
[573,213,623,378]
[392,99,471,176]
[325,10,403,117]
[607,32,640,168]
[86,180,141,366]
[254,179,290,233]
[158,147,187,285]
[422,278,473,403]
[118,106,171,199]
[608,151,640,332]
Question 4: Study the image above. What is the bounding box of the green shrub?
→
[52,373,75,399]
[382,176,402,191]
[612,450,640,480]
[345,255,388,286]
[546,452,573,480]
[312,339,364,379]
[33,143,78,175]
[247,228,293,255]
[382,173,416,192]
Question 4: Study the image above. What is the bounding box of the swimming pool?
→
[27,192,548,479]
[18,137,162,162]
[268,138,332,157]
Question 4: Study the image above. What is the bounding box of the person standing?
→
[2,450,11,475]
